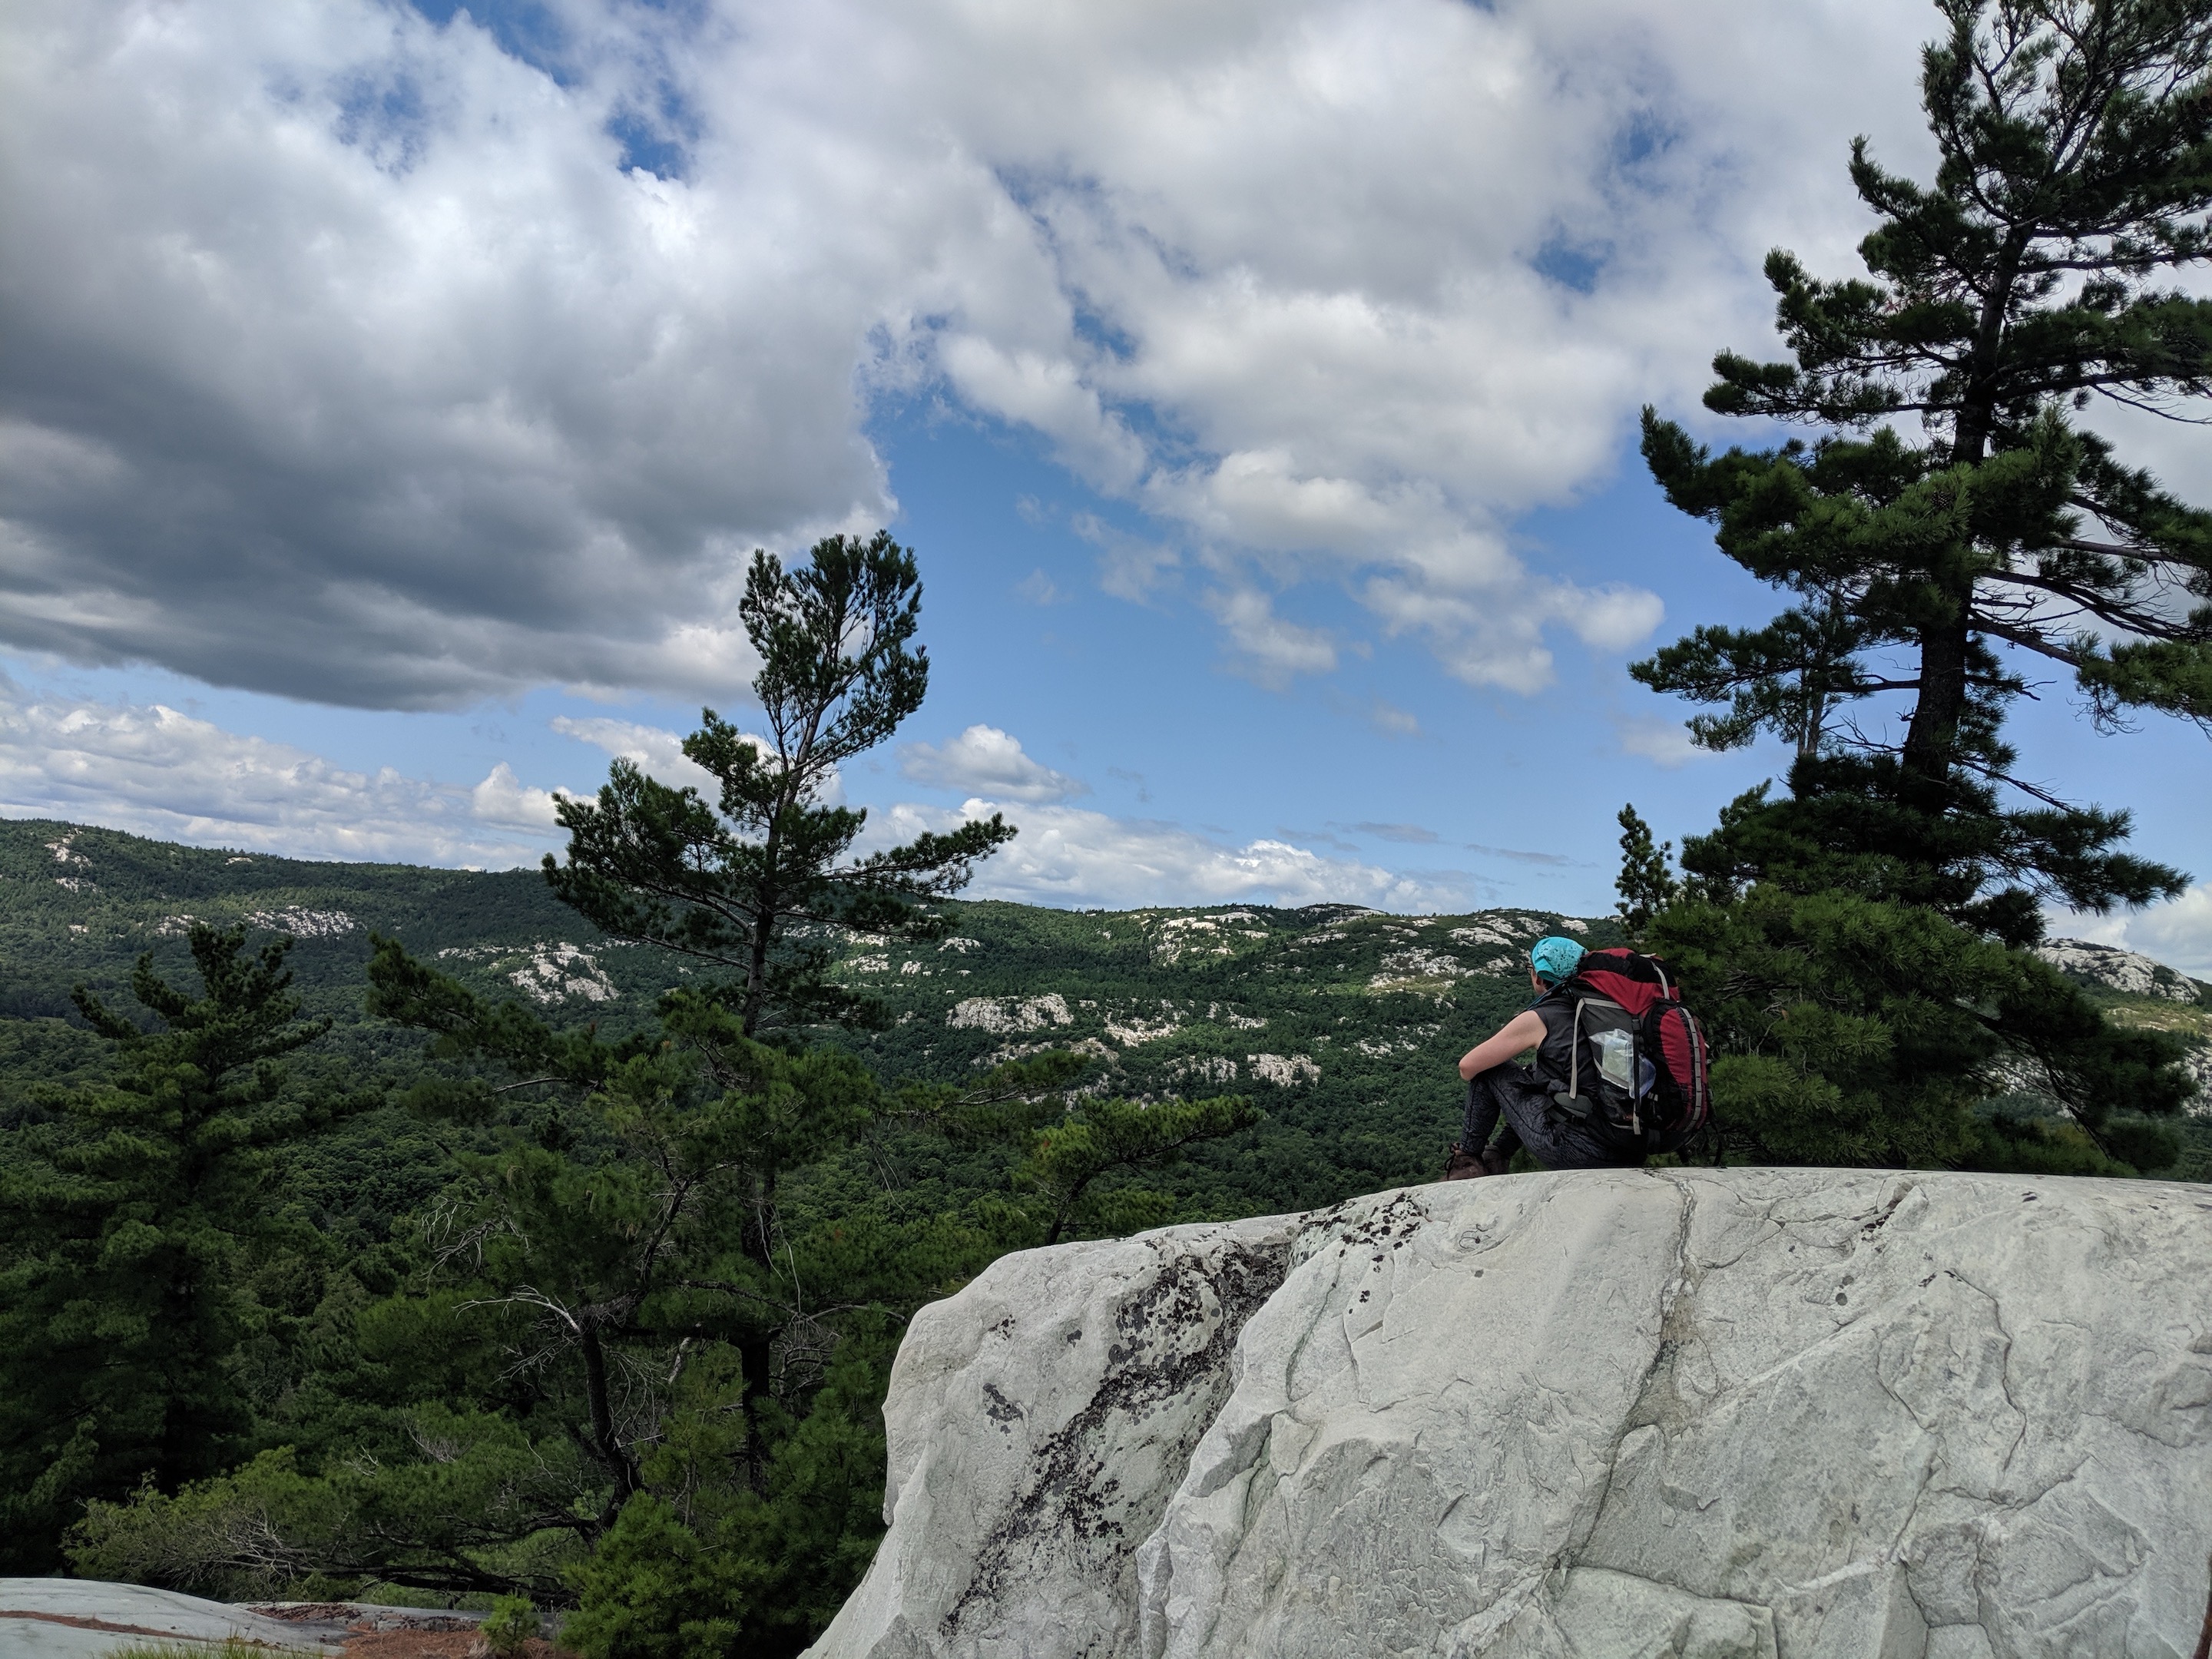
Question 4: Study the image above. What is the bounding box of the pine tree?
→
[1614,804,1681,946]
[1647,0,2212,784]
[546,533,1016,1038]
[224,529,1255,1652]
[1017,1095,1262,1246]
[1635,0,2210,1167]
[359,950,890,1511]
[0,926,344,1569]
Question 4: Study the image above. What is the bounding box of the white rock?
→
[813,1218,1301,1659]
[1108,1015,1183,1047]
[1369,948,1467,989]
[1168,1056,1239,1086]
[2182,1045,2212,1117]
[245,906,356,939]
[807,1171,2212,1659]
[507,941,618,1004]
[0,1580,332,1658]
[949,995,1075,1033]
[1244,1053,1319,1087]
[2035,938,2203,1002]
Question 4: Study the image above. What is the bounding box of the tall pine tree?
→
[1637,0,2209,1167]
[0,926,347,1570]
[546,532,1015,1038]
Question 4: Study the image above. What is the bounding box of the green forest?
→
[8,2,2212,1654]
[4,808,2206,1652]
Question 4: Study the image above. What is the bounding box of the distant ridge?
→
[5,816,2204,1207]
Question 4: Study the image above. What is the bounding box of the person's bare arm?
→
[1458,1008,1547,1081]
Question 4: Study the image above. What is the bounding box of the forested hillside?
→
[3,811,2205,1653]
[0,816,1619,1217]
[8,815,2207,1220]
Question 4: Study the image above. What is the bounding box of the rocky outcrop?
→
[0,1583,510,1659]
[2035,938,2204,1004]
[806,1170,2212,1659]
[817,1216,1303,1659]
[0,1581,332,1657]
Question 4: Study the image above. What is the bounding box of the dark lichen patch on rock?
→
[944,1229,1293,1640]
[1312,1188,1430,1262]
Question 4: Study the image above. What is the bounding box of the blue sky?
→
[2,0,2206,964]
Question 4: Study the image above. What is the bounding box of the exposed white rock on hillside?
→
[949,994,1074,1033]
[807,1170,2212,1659]
[1244,1052,1319,1087]
[244,906,357,939]
[2036,938,2204,1002]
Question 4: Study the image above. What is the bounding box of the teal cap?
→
[1529,935,1586,986]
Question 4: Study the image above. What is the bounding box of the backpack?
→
[1545,949,1711,1156]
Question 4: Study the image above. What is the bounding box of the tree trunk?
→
[740,798,789,1037]
[1903,604,1972,778]
[743,906,773,1037]
[1043,1171,1094,1247]
[1904,229,2022,780]
[579,1324,640,1502]
[736,1328,776,1487]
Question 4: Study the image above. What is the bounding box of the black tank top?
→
[1528,989,1580,1093]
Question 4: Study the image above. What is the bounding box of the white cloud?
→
[1203,587,1338,687]
[551,713,849,806]
[469,762,569,830]
[1566,586,1670,653]
[2052,888,2212,979]
[876,797,1470,911]
[899,725,1087,803]
[0,677,555,864]
[1618,714,1707,768]
[1367,700,1421,737]
[0,677,1463,906]
[0,0,1932,707]
[551,716,722,795]
[1013,569,1065,606]
[1363,575,1558,692]
[1075,515,1181,604]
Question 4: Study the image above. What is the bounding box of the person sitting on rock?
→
[1443,935,1641,1177]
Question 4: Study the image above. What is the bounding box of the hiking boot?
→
[1442,1141,1485,1181]
[1479,1144,1513,1177]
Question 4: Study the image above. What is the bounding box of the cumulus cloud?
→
[0,677,557,864]
[551,712,848,805]
[0,678,1462,907]
[1013,569,1066,606]
[0,0,1932,708]
[877,797,1469,912]
[1076,515,1181,605]
[551,716,722,795]
[900,725,1087,803]
[469,762,568,830]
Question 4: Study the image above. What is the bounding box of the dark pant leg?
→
[1462,1067,1526,1157]
[1494,1080,1629,1171]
